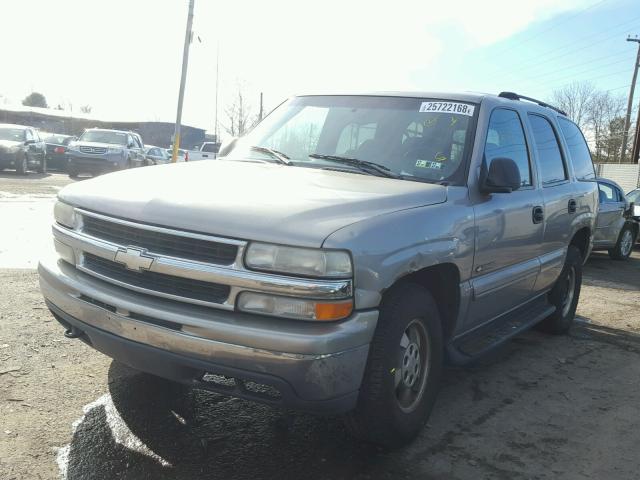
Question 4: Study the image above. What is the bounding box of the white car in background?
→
[187,141,219,161]
[626,187,640,223]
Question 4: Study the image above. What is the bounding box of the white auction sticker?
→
[419,101,475,116]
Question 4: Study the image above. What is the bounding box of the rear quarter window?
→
[558,118,595,181]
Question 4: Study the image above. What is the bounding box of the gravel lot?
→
[1,172,639,479]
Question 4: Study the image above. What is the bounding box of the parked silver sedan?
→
[592,178,639,260]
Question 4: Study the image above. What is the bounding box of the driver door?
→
[468,108,544,327]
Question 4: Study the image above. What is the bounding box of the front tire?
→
[16,154,27,175]
[345,283,443,447]
[537,245,582,334]
[608,225,635,260]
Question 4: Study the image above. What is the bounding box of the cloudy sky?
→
[1,0,638,136]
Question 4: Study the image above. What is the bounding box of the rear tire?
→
[16,154,27,175]
[608,225,635,260]
[344,283,443,448]
[537,246,582,334]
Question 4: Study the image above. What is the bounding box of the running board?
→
[447,297,555,365]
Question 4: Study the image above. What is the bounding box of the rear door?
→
[525,113,575,292]
[469,107,544,327]
[595,182,626,247]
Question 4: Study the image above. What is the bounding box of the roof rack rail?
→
[498,91,567,116]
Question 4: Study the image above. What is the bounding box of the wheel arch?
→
[386,263,461,341]
[569,226,591,261]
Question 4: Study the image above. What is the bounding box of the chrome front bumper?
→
[39,258,378,413]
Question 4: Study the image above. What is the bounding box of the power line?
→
[518,50,630,83]
[517,57,630,88]
[490,0,612,58]
[520,67,631,98]
[488,16,640,79]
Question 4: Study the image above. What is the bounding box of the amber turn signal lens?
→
[314,300,353,321]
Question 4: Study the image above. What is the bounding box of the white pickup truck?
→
[187,142,219,161]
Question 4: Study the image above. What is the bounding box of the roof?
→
[597,177,626,191]
[0,123,30,129]
[295,91,488,103]
[85,127,132,134]
[292,91,566,116]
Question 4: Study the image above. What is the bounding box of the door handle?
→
[532,206,544,224]
[568,199,577,214]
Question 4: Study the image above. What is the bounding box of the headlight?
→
[54,201,77,229]
[237,292,353,321]
[244,243,352,278]
[108,147,123,154]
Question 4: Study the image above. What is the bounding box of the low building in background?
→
[0,105,205,149]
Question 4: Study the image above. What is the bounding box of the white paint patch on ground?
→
[0,194,57,269]
[56,394,171,479]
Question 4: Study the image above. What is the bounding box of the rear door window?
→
[558,118,595,180]
[528,114,567,186]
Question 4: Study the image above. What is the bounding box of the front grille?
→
[79,146,107,154]
[83,253,230,304]
[82,215,238,265]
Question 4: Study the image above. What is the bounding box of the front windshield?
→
[227,95,476,184]
[79,130,127,145]
[0,128,26,142]
[627,189,640,203]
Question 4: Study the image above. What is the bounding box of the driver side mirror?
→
[480,157,522,194]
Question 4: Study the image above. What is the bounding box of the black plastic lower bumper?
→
[47,300,359,415]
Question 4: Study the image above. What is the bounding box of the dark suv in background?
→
[66,128,145,178]
[0,124,47,175]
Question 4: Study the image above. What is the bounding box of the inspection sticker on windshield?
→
[419,102,475,116]
[416,160,444,169]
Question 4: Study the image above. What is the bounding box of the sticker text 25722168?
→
[419,102,475,116]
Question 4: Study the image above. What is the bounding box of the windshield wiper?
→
[250,146,292,165]
[308,153,401,179]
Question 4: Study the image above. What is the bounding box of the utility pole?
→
[172,0,195,162]
[214,43,219,142]
[631,96,640,164]
[258,92,263,121]
[621,35,640,163]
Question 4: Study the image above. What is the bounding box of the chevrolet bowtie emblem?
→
[114,247,155,272]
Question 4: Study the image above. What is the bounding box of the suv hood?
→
[59,160,447,247]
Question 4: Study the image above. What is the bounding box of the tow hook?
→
[64,326,83,339]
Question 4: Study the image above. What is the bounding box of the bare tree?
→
[80,105,92,114]
[549,81,596,130]
[587,91,625,162]
[224,84,254,137]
